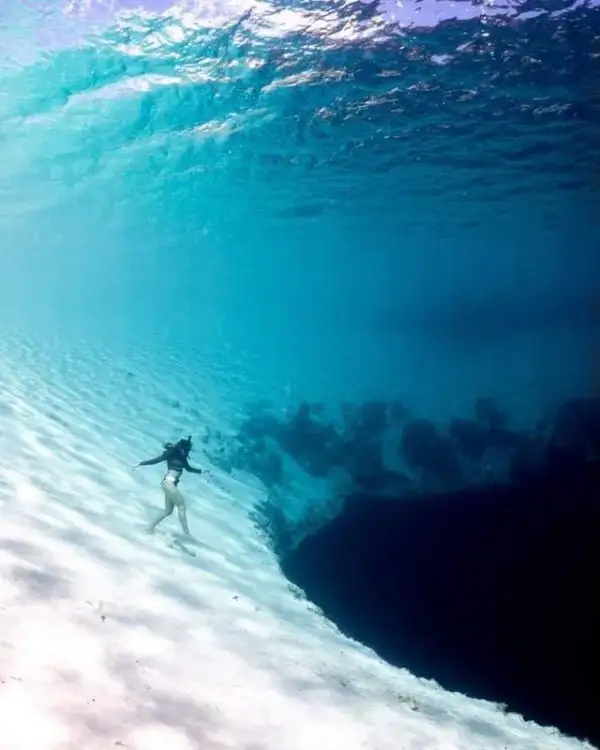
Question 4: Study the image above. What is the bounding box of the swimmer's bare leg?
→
[176,503,191,536]
[170,488,191,535]
[147,489,175,534]
[163,480,191,536]
[170,486,192,537]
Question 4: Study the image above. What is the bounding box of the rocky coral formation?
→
[203,394,600,513]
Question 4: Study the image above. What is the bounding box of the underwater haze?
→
[0,0,599,748]
[1,0,598,416]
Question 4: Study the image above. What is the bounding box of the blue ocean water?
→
[1,0,598,415]
[0,1,599,745]
[2,0,598,539]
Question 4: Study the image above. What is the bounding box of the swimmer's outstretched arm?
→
[135,452,168,468]
[184,458,204,475]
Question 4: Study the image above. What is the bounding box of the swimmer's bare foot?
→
[176,531,196,543]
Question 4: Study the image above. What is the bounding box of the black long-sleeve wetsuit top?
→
[139,447,203,486]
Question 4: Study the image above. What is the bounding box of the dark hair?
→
[178,435,193,454]
[163,436,192,457]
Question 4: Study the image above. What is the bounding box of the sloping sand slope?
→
[0,338,592,750]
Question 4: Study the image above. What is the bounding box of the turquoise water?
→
[0,1,598,494]
[0,4,598,747]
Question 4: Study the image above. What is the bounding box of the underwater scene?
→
[0,1,598,749]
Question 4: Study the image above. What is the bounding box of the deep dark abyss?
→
[283,458,600,747]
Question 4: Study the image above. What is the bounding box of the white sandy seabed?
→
[0,333,594,750]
